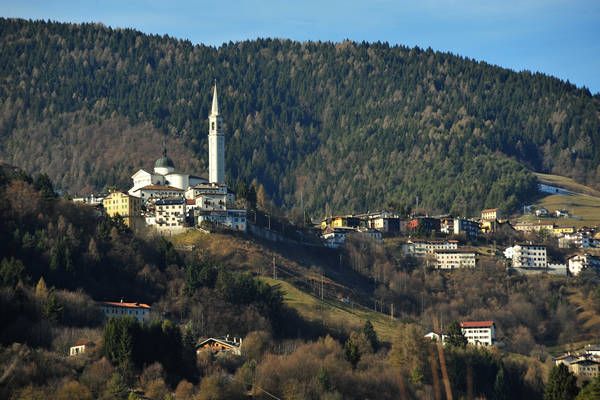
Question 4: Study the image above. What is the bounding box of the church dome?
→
[154,156,175,169]
[154,146,176,175]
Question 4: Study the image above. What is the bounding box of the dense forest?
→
[0,18,599,217]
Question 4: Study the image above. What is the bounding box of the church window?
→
[211,122,215,130]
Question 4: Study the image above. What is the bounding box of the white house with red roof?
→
[460,321,495,346]
[99,300,151,323]
[69,340,95,356]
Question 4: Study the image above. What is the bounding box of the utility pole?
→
[272,255,276,279]
[390,303,394,320]
[321,273,324,300]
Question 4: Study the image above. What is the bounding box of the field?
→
[517,173,600,228]
[260,277,401,343]
[535,173,600,197]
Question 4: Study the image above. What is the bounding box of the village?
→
[65,85,600,384]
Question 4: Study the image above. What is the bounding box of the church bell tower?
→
[208,83,225,184]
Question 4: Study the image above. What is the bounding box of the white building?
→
[435,249,477,269]
[559,233,593,249]
[401,239,459,257]
[129,149,207,199]
[99,300,150,323]
[568,254,600,276]
[509,244,547,268]
[196,209,247,231]
[155,198,187,229]
[69,341,95,356]
[130,184,184,202]
[460,321,495,346]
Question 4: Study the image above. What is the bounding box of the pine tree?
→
[446,321,468,349]
[544,364,579,400]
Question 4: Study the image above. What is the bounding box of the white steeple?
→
[208,82,225,184]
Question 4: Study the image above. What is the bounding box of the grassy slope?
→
[518,173,600,228]
[260,277,401,343]
[169,229,401,341]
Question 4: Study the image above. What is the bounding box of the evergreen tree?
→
[43,287,64,323]
[446,321,468,349]
[344,339,361,369]
[362,320,378,351]
[544,364,579,400]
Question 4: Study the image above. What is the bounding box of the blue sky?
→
[3,0,600,94]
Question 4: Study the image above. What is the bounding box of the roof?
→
[72,340,94,347]
[460,321,494,328]
[435,248,477,254]
[138,185,183,191]
[482,208,499,213]
[99,301,151,309]
[154,148,175,169]
[197,337,240,349]
[156,198,185,205]
[186,199,196,205]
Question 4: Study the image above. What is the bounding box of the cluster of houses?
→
[554,344,600,380]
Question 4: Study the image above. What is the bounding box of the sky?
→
[3,0,600,94]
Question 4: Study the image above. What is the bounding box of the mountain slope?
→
[1,19,599,216]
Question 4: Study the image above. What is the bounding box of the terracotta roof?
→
[72,340,94,347]
[435,248,477,254]
[461,321,494,328]
[482,208,499,213]
[100,301,151,309]
[186,199,196,205]
[138,185,183,191]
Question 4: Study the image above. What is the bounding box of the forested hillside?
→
[1,18,599,216]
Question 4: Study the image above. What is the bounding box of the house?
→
[434,248,477,269]
[196,209,247,231]
[332,215,361,229]
[553,226,575,236]
[568,360,600,379]
[102,190,142,228]
[555,209,570,218]
[155,198,187,231]
[196,336,242,356]
[424,331,446,343]
[99,300,151,323]
[69,341,95,356]
[460,321,495,346]
[585,344,600,357]
[401,239,458,257]
[408,217,440,233]
[481,208,501,221]
[513,221,555,233]
[508,243,547,268]
[367,215,401,233]
[559,232,593,249]
[568,254,600,276]
[535,208,549,217]
[130,184,184,203]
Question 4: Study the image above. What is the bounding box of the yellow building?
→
[553,226,575,236]
[103,191,141,228]
[481,208,501,221]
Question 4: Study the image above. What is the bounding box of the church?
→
[129,84,225,198]
[127,84,247,231]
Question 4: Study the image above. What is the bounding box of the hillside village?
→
[62,85,600,388]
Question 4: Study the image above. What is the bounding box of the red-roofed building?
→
[460,321,495,346]
[99,300,151,323]
[69,340,95,356]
